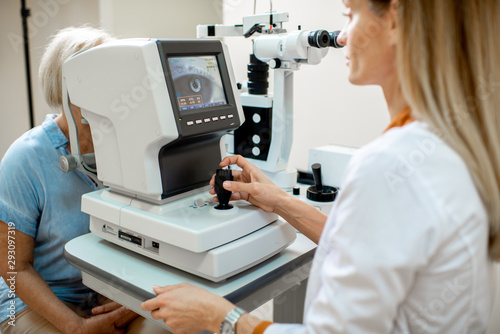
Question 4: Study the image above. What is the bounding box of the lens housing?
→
[308,30,331,48]
[247,54,269,95]
[329,30,344,48]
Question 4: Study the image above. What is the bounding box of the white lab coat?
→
[267,122,494,333]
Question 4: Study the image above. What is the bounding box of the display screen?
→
[168,56,227,113]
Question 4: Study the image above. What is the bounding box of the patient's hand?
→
[75,302,138,334]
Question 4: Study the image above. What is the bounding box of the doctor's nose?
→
[336,28,348,47]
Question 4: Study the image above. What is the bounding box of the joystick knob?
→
[311,163,323,192]
[307,163,338,202]
[214,169,234,210]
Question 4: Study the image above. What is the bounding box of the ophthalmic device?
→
[198,11,343,190]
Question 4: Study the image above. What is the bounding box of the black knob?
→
[293,186,300,195]
[311,163,323,192]
[307,163,338,202]
[270,58,281,69]
[306,185,338,202]
[214,169,234,210]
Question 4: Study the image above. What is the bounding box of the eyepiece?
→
[329,30,344,48]
[308,30,331,48]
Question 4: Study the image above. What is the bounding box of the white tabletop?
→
[64,232,317,306]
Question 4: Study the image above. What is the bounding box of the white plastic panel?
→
[120,194,278,253]
[90,219,297,282]
[81,190,132,225]
[84,189,279,253]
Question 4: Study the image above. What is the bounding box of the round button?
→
[252,147,261,156]
[252,135,261,144]
[252,113,261,123]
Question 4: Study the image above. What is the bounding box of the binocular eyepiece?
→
[308,30,344,49]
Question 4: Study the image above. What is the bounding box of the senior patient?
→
[141,0,500,333]
[0,26,169,334]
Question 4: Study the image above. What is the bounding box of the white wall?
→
[222,0,390,171]
[0,0,100,159]
[99,0,223,39]
[0,1,30,159]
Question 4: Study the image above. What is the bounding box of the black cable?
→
[21,0,35,129]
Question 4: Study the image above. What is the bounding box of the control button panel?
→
[185,114,236,127]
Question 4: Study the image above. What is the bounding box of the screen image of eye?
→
[174,75,213,102]
[190,77,202,93]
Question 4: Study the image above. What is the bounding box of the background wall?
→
[222,0,390,171]
[99,0,223,39]
[0,0,100,159]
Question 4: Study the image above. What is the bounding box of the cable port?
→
[152,241,159,249]
[118,231,142,246]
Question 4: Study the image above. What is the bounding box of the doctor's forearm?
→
[275,195,327,244]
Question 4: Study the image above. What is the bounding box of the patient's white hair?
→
[39,26,114,111]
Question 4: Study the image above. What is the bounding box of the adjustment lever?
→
[214,169,234,210]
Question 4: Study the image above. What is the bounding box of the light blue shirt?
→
[0,115,99,323]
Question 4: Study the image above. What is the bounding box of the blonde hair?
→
[39,26,114,111]
[396,0,500,261]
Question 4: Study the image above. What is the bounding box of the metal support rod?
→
[273,278,308,323]
[21,0,35,129]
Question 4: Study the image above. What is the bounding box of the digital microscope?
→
[61,12,342,283]
[61,38,296,282]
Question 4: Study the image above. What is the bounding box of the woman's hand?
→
[91,302,139,328]
[141,283,235,334]
[209,155,289,213]
[75,305,138,334]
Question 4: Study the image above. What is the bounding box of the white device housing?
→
[308,145,358,188]
[62,38,297,281]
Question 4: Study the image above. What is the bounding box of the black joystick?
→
[214,169,234,210]
[307,163,338,202]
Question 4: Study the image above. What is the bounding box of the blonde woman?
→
[0,27,169,334]
[141,0,499,333]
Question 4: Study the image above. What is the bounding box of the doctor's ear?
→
[387,0,400,45]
